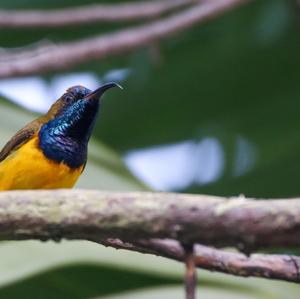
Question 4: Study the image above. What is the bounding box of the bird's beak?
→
[85,82,123,100]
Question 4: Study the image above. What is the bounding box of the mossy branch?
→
[0,189,300,283]
[1,190,300,248]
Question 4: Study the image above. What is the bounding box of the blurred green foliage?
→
[2,0,300,197]
[1,0,300,297]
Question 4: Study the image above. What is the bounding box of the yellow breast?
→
[0,136,83,190]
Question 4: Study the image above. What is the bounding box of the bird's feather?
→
[0,117,45,163]
[0,136,83,190]
[0,98,61,164]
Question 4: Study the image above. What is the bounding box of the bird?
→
[0,82,121,190]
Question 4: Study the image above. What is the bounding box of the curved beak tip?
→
[86,82,123,100]
[102,81,123,91]
[115,83,124,90]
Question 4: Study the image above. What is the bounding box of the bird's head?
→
[46,82,121,118]
[38,82,122,168]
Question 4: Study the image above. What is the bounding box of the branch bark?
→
[0,0,195,28]
[1,190,300,249]
[0,0,249,78]
[0,189,300,283]
[99,238,300,283]
[184,244,197,299]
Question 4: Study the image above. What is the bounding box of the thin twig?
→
[0,0,196,28]
[184,244,197,299]
[0,0,249,78]
[100,238,300,283]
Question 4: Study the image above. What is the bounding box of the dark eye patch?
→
[64,95,74,104]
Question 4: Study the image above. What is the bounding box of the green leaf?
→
[0,261,174,299]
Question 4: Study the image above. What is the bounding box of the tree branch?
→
[0,0,249,78]
[1,189,300,249]
[99,238,300,283]
[0,0,195,28]
[1,189,300,282]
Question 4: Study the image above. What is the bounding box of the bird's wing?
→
[0,119,43,163]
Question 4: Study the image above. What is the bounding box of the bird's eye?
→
[64,96,73,104]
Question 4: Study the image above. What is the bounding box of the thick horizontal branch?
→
[0,0,195,28]
[0,0,249,78]
[99,238,300,283]
[1,189,300,250]
[1,189,300,283]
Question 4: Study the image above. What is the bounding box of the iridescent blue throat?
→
[39,99,100,168]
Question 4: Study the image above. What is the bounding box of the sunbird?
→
[0,82,120,190]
